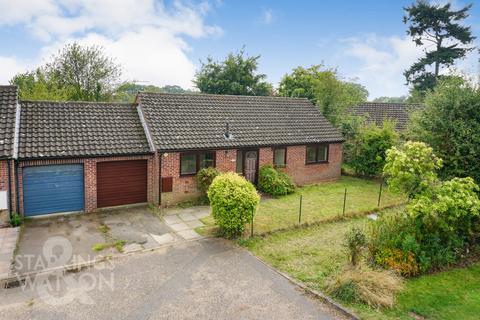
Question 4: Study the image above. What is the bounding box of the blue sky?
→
[0,0,478,98]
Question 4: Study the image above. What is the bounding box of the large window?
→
[273,147,286,167]
[306,144,329,164]
[180,151,216,175]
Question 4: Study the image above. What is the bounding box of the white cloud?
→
[261,8,274,25]
[0,0,222,88]
[338,34,479,98]
[0,56,33,83]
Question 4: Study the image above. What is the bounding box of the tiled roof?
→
[138,92,344,151]
[18,101,152,159]
[0,86,18,159]
[349,102,423,131]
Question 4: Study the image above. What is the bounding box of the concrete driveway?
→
[13,206,184,274]
[0,239,346,319]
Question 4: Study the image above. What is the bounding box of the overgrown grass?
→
[240,206,480,319]
[198,176,404,236]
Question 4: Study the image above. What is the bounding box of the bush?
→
[368,177,480,275]
[196,167,220,199]
[327,267,404,309]
[348,121,398,177]
[383,141,442,199]
[258,165,295,197]
[10,213,22,227]
[208,172,260,238]
[343,227,367,266]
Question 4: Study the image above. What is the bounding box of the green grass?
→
[240,206,480,320]
[198,176,405,236]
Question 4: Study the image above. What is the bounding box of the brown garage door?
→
[97,160,148,208]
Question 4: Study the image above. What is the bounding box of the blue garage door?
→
[23,164,84,216]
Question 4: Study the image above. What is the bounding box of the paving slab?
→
[185,219,204,228]
[163,215,182,225]
[150,233,176,245]
[178,212,197,222]
[177,229,202,240]
[169,222,190,232]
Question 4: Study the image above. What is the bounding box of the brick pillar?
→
[259,147,273,167]
[84,159,97,213]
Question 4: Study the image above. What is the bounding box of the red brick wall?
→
[0,160,8,192]
[284,143,342,185]
[160,144,342,206]
[17,155,156,215]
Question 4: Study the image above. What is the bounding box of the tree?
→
[44,42,121,101]
[279,65,368,126]
[10,69,68,101]
[403,1,475,93]
[113,82,191,102]
[194,49,273,96]
[347,121,398,177]
[372,96,408,103]
[383,141,442,199]
[407,77,480,182]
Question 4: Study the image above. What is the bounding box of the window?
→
[180,152,215,175]
[273,147,286,167]
[305,144,329,164]
[236,150,243,174]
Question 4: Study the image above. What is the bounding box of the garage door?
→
[97,160,147,208]
[23,164,85,216]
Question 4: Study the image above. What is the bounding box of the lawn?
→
[199,176,405,235]
[239,207,480,320]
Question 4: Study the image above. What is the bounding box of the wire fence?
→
[246,177,404,237]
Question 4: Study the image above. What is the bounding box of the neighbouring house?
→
[349,102,423,131]
[0,85,344,217]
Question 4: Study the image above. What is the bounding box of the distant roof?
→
[349,102,423,131]
[0,86,18,159]
[18,101,151,159]
[138,92,344,152]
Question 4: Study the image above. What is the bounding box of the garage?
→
[97,160,148,208]
[23,164,85,216]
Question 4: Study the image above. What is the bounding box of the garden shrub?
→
[196,167,220,201]
[343,227,367,266]
[383,141,442,199]
[258,165,295,197]
[327,267,404,309]
[348,121,398,177]
[208,172,260,238]
[368,177,480,275]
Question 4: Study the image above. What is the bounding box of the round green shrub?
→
[258,165,295,197]
[207,172,260,238]
[196,167,220,194]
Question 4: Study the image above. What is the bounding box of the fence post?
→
[377,178,383,207]
[298,195,303,224]
[250,208,254,238]
[342,188,347,216]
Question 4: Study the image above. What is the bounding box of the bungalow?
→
[349,102,423,131]
[0,85,344,217]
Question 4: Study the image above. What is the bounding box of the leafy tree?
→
[279,65,368,126]
[113,82,191,102]
[383,141,442,199]
[194,49,273,96]
[347,121,398,177]
[372,96,408,103]
[10,69,68,101]
[403,1,475,93]
[407,77,480,182]
[44,42,121,101]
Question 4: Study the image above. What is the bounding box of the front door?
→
[244,150,258,184]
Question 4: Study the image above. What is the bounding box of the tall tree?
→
[11,42,121,102]
[407,77,480,182]
[279,65,368,126]
[45,42,121,101]
[403,1,475,93]
[194,49,273,96]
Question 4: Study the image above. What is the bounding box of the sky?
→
[0,0,479,99]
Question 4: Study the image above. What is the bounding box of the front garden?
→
[197,175,404,236]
